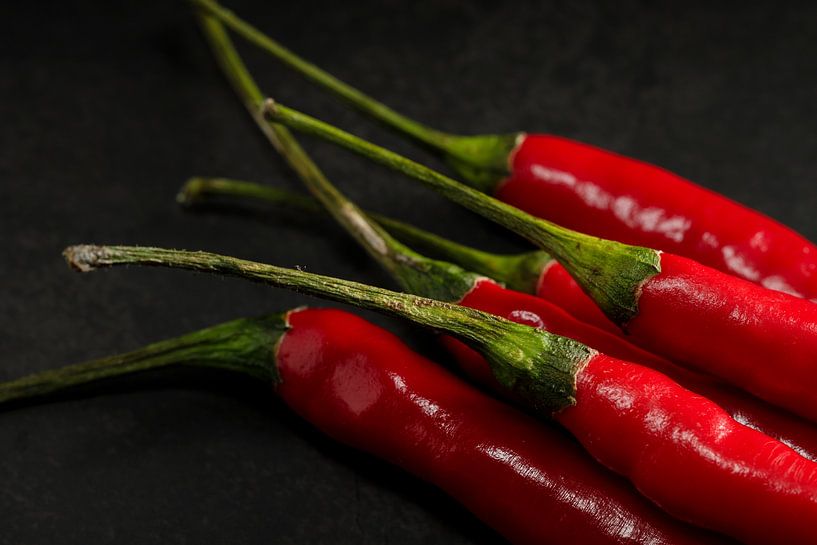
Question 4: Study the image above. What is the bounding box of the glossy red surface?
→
[452,280,817,461]
[498,134,817,298]
[631,253,817,423]
[456,279,672,371]
[276,308,723,545]
[557,354,817,545]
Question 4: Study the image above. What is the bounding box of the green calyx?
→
[539,228,662,326]
[0,314,288,406]
[441,133,521,193]
[378,217,552,295]
[495,251,555,294]
[64,244,589,413]
[384,246,485,303]
[482,323,596,412]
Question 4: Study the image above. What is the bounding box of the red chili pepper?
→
[198,3,817,423]
[265,100,817,426]
[499,136,817,297]
[628,252,817,417]
[294,304,817,545]
[179,20,817,541]
[179,177,817,462]
[65,244,817,544]
[0,309,727,545]
[196,0,817,298]
[449,280,817,462]
[279,309,730,545]
[186,15,817,467]
[556,352,817,545]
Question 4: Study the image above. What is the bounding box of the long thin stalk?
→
[261,100,551,242]
[198,16,480,302]
[199,15,396,265]
[0,315,285,405]
[65,245,497,344]
[190,0,519,192]
[179,177,553,294]
[191,0,453,151]
[63,244,591,412]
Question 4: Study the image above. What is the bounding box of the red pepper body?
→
[276,308,723,545]
[445,279,817,461]
[628,252,817,423]
[455,279,671,371]
[557,354,817,545]
[533,258,817,455]
[498,134,817,298]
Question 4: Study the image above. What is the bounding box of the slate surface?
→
[2,1,816,543]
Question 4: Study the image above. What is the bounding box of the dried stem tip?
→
[261,98,278,120]
[64,245,113,272]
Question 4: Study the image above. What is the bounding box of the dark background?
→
[2,1,816,543]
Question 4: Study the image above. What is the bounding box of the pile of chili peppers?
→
[4,2,817,544]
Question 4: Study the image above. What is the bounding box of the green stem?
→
[179,176,320,210]
[192,0,450,149]
[0,315,286,406]
[263,101,662,325]
[198,16,480,302]
[179,177,552,294]
[190,0,519,191]
[63,244,593,413]
[197,14,275,142]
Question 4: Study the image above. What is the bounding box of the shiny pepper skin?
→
[497,134,817,298]
[275,308,725,545]
[557,354,817,545]
[447,279,817,462]
[443,283,817,543]
[628,252,817,424]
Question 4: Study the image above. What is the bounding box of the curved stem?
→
[263,100,662,325]
[198,17,480,302]
[0,315,286,406]
[64,245,496,343]
[200,14,396,263]
[190,0,519,192]
[63,245,590,413]
[197,14,277,143]
[191,0,452,151]
[179,177,552,294]
[178,177,318,209]
[262,101,559,244]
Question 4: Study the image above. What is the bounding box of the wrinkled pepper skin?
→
[628,252,817,424]
[557,354,817,545]
[447,280,817,462]
[498,134,817,298]
[276,308,724,545]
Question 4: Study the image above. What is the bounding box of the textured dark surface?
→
[2,1,816,543]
